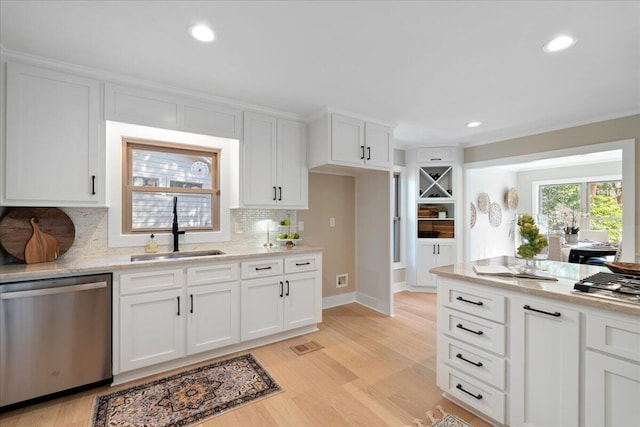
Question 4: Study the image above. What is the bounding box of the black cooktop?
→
[573,272,640,304]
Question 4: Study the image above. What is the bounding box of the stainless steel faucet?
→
[172,196,185,252]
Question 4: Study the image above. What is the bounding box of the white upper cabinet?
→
[3,62,104,206]
[104,83,242,139]
[242,112,308,208]
[309,112,393,171]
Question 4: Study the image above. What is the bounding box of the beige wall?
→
[464,114,640,259]
[298,173,356,298]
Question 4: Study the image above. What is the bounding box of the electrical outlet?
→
[329,217,336,227]
[336,273,348,288]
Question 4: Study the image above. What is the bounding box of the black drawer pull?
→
[255,266,272,271]
[431,157,442,161]
[523,304,561,317]
[456,384,483,400]
[91,175,96,195]
[456,296,483,306]
[177,296,180,316]
[295,262,311,266]
[456,353,483,367]
[190,294,194,314]
[456,323,484,335]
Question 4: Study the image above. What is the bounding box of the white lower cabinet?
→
[120,289,185,372]
[510,296,580,427]
[116,253,321,377]
[240,254,321,341]
[417,241,455,287]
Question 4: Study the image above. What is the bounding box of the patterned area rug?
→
[407,405,473,427]
[91,354,281,427]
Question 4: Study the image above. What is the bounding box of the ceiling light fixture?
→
[189,24,215,42]
[543,35,577,53]
[466,121,482,128]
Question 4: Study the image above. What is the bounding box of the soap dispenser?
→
[145,234,158,253]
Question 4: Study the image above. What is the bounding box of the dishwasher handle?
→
[0,281,108,300]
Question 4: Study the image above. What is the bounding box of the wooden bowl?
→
[604,262,640,276]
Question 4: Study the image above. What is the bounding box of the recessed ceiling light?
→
[189,24,215,42]
[543,35,577,53]
[466,121,482,128]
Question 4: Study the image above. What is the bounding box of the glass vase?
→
[514,213,549,266]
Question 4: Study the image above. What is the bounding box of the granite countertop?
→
[0,245,323,283]
[430,256,639,316]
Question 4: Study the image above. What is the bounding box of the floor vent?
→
[290,340,324,356]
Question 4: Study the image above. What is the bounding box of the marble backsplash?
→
[2,207,297,263]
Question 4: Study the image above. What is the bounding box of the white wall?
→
[466,168,518,261]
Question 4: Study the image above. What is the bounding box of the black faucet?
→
[172,196,185,252]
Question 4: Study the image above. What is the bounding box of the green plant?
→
[438,206,447,212]
[562,210,580,234]
[516,214,548,258]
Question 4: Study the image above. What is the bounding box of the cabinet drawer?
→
[441,279,506,323]
[586,313,640,362]
[241,258,283,279]
[442,307,506,356]
[417,146,456,163]
[438,335,506,389]
[187,263,239,286]
[120,269,183,295]
[284,254,320,274]
[437,365,505,424]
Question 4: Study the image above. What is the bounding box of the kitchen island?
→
[431,256,639,427]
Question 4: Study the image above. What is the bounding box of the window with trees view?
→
[122,138,220,233]
[538,178,622,242]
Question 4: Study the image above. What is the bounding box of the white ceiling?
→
[1,1,639,148]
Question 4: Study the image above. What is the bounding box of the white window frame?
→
[393,165,407,269]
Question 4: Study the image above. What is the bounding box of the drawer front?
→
[241,258,283,279]
[284,253,320,274]
[442,307,506,356]
[441,279,506,323]
[439,335,506,389]
[586,313,640,362]
[187,263,239,286]
[437,364,505,424]
[417,147,456,163]
[120,268,183,295]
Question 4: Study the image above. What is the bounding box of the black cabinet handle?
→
[286,280,290,296]
[456,323,484,335]
[433,245,436,255]
[279,281,284,298]
[360,145,365,160]
[437,244,440,255]
[431,157,442,161]
[190,294,194,314]
[367,146,371,160]
[295,262,311,266]
[278,186,282,201]
[273,186,277,201]
[255,266,272,271]
[177,296,180,316]
[456,296,484,306]
[91,175,96,195]
[456,384,483,400]
[523,304,561,317]
[456,353,483,367]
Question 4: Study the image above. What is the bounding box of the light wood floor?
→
[1,291,491,427]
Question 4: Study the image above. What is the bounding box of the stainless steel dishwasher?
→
[0,273,112,409]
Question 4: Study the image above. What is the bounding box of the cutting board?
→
[0,208,75,262]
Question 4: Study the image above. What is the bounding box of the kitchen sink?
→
[130,249,225,262]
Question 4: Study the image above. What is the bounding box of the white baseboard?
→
[356,292,391,316]
[406,284,437,293]
[393,281,407,293]
[322,292,356,309]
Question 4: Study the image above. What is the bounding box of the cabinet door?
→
[364,122,392,168]
[284,271,320,330]
[276,119,308,208]
[4,62,102,206]
[242,112,277,206]
[510,297,580,427]
[241,277,284,341]
[120,289,185,372]
[417,242,455,286]
[585,350,640,427]
[330,114,365,165]
[187,282,239,355]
